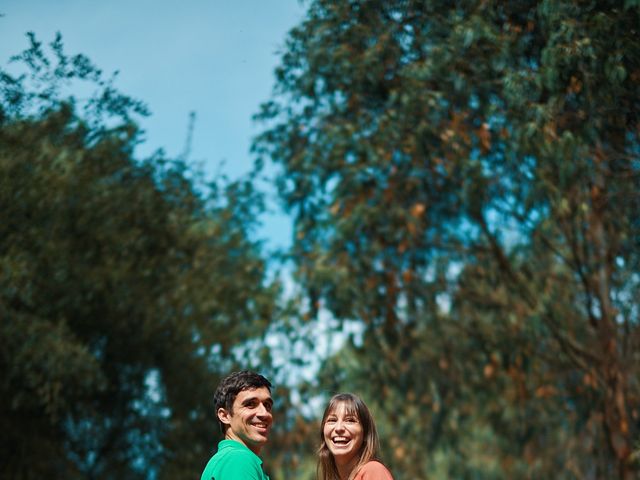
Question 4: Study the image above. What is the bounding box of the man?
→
[200,370,274,480]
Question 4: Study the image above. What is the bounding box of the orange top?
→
[353,461,394,480]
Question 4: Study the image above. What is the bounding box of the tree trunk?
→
[591,164,634,480]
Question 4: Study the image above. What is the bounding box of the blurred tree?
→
[254,0,640,478]
[0,34,280,479]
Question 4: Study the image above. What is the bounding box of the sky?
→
[0,0,306,249]
[1,0,362,392]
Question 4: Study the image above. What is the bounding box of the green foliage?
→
[0,35,279,479]
[255,0,640,478]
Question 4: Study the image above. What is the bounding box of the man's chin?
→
[253,427,271,439]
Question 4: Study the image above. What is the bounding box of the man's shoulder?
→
[218,444,259,461]
[201,441,268,480]
[217,440,259,457]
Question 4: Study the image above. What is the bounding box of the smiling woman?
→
[318,393,394,480]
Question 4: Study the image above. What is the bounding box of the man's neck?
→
[224,432,263,456]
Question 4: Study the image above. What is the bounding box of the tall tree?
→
[254,1,640,478]
[0,34,279,479]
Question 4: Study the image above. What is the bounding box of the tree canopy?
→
[0,34,280,480]
[254,0,640,478]
[3,1,640,478]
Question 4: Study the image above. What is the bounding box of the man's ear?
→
[217,407,232,426]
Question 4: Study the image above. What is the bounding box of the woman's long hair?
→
[316,393,382,480]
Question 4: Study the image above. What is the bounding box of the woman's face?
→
[323,401,364,468]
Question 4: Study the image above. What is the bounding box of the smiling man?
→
[200,371,274,480]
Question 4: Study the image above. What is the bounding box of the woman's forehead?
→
[328,400,358,416]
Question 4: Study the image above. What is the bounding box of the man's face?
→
[218,386,273,454]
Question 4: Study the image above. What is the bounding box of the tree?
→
[254,1,640,478]
[0,34,279,479]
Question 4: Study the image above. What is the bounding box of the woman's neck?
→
[336,457,359,480]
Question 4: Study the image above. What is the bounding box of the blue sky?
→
[0,0,305,249]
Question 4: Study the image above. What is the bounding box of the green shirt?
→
[200,439,270,480]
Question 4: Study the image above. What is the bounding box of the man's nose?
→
[257,403,271,416]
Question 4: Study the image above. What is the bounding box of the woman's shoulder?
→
[354,460,394,480]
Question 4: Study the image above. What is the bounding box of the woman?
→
[317,393,394,480]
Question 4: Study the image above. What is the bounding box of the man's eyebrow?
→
[241,396,273,406]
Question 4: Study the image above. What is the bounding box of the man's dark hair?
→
[214,370,272,428]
